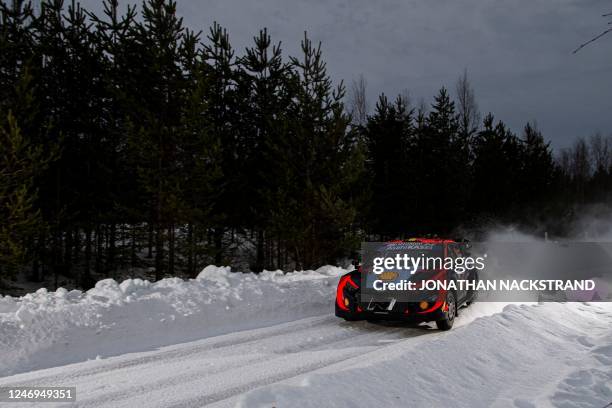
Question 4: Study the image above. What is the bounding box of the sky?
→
[80,0,612,150]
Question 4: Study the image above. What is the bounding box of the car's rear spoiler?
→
[454,238,472,249]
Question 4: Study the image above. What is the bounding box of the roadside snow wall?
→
[0,266,347,376]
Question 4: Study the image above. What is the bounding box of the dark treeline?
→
[1,0,610,289]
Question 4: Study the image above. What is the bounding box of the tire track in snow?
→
[104,304,507,407]
[76,321,419,408]
[0,302,507,408]
[0,315,336,387]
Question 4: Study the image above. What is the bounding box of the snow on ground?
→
[0,265,610,408]
[238,302,612,408]
[0,265,347,376]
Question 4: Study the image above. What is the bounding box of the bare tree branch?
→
[349,74,368,127]
[573,12,612,53]
[573,28,612,54]
[455,69,480,138]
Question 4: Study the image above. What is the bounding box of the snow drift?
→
[0,265,347,376]
[239,302,612,408]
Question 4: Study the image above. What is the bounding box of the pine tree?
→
[412,88,467,233]
[239,28,291,270]
[178,29,221,277]
[129,0,189,278]
[470,113,521,220]
[89,0,139,276]
[588,134,612,204]
[0,109,54,282]
[363,94,413,237]
[0,0,36,111]
[276,33,363,268]
[201,22,241,265]
[518,123,557,216]
[29,0,111,286]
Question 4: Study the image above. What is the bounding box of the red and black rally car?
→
[335,238,479,330]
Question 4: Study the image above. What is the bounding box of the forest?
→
[1,0,611,290]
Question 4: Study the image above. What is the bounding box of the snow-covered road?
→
[0,301,513,408]
[0,315,418,407]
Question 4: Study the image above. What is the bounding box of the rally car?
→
[335,238,479,330]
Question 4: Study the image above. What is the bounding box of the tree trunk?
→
[31,257,40,282]
[187,223,194,277]
[276,236,282,271]
[108,223,116,275]
[147,222,153,259]
[95,224,103,275]
[214,228,223,265]
[84,227,92,287]
[294,246,301,271]
[155,224,163,280]
[120,224,126,269]
[64,228,73,277]
[131,224,137,268]
[255,229,264,272]
[168,224,175,276]
[73,228,81,264]
[31,232,44,282]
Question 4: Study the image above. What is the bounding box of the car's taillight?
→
[417,290,446,314]
[336,275,359,311]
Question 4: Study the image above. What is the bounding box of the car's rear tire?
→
[436,291,456,331]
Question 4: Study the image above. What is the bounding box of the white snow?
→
[238,302,612,408]
[0,265,347,376]
[0,265,610,408]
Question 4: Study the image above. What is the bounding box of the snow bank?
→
[239,302,612,408]
[0,265,348,376]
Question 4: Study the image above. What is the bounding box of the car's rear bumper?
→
[335,301,446,322]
